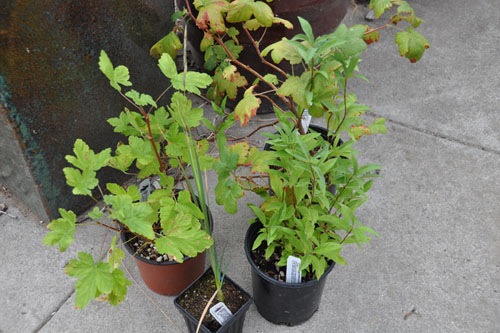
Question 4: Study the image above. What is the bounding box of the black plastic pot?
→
[174,268,253,333]
[244,222,335,326]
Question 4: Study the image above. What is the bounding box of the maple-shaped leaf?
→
[396,1,422,28]
[65,139,111,172]
[212,65,247,100]
[194,0,228,33]
[109,143,134,172]
[124,90,157,108]
[106,268,131,306]
[234,86,261,126]
[43,208,76,251]
[105,193,155,239]
[126,136,161,178]
[107,110,142,137]
[262,38,302,65]
[169,92,205,128]
[371,0,393,18]
[63,168,98,196]
[394,27,429,63]
[215,177,244,214]
[171,71,212,95]
[228,142,251,165]
[98,50,132,91]
[65,252,130,309]
[150,32,182,60]
[277,75,308,108]
[248,147,272,173]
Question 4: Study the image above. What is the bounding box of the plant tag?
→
[139,177,161,201]
[210,302,233,325]
[301,109,312,133]
[286,255,302,283]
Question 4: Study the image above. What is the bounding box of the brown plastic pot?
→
[121,231,207,296]
[119,196,213,296]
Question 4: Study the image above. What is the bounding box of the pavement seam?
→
[32,289,75,333]
[369,112,500,156]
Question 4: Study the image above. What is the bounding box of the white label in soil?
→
[301,109,312,133]
[210,302,233,325]
[286,255,302,283]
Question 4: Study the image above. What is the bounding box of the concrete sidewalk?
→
[1,0,499,332]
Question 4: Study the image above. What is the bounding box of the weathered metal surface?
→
[0,0,174,220]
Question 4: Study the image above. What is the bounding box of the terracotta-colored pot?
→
[119,198,213,296]
[122,235,207,295]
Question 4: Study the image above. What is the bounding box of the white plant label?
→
[210,302,233,325]
[301,109,312,133]
[286,255,302,283]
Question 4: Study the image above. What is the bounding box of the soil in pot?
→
[175,268,252,332]
[121,230,207,296]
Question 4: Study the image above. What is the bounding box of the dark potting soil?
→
[251,243,317,283]
[177,270,250,332]
[125,232,178,263]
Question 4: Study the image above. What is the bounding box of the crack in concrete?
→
[369,112,500,156]
[32,290,75,333]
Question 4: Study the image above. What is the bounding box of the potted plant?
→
[42,48,219,305]
[149,24,255,332]
[158,0,428,326]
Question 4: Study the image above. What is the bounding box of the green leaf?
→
[171,71,212,95]
[214,178,244,214]
[65,139,111,172]
[150,32,182,60]
[169,92,205,128]
[63,168,98,196]
[158,53,178,79]
[98,50,132,91]
[43,208,76,251]
[88,206,104,220]
[105,193,155,239]
[394,27,430,63]
[297,17,314,43]
[65,252,130,309]
[124,90,157,108]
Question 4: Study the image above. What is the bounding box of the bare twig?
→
[196,289,219,333]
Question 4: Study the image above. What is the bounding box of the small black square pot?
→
[174,268,253,333]
[244,222,335,326]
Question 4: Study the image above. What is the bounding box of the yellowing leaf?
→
[194,0,228,33]
[43,208,76,251]
[234,86,261,126]
[395,27,430,63]
[228,142,251,165]
[150,32,182,59]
